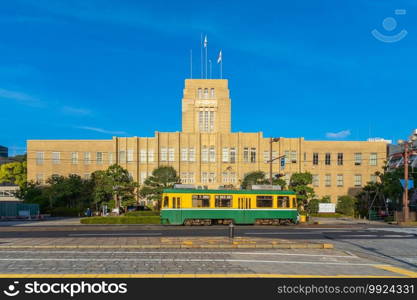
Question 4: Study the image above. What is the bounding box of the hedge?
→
[309,213,344,218]
[124,211,159,217]
[80,216,160,224]
[51,207,84,217]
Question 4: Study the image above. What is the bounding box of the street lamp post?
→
[398,130,417,222]
[269,138,280,184]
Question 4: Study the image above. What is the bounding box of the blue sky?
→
[1,0,416,155]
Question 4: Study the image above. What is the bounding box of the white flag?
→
[217,50,222,64]
[204,35,208,48]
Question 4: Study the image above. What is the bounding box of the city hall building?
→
[27,79,388,202]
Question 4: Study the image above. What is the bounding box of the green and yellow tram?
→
[160,189,298,225]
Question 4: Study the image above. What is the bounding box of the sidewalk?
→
[0,236,333,249]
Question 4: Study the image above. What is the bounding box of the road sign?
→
[319,203,336,213]
[280,157,285,169]
[400,179,414,189]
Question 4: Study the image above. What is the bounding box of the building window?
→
[215,195,232,207]
[210,88,215,98]
[230,148,236,163]
[109,152,114,165]
[119,151,126,163]
[140,150,147,162]
[181,172,195,184]
[148,150,154,162]
[243,147,249,163]
[325,153,331,165]
[290,151,297,163]
[337,174,344,187]
[168,148,175,162]
[96,152,103,164]
[313,153,319,165]
[250,148,257,163]
[284,150,289,163]
[36,174,44,184]
[181,148,188,161]
[84,152,91,165]
[192,195,210,207]
[127,150,134,163]
[84,173,90,180]
[208,172,216,183]
[36,152,44,165]
[201,172,208,183]
[256,195,273,208]
[202,146,209,162]
[312,174,319,187]
[209,111,214,132]
[325,174,331,187]
[52,152,60,164]
[189,148,195,162]
[222,148,229,162]
[370,153,377,166]
[370,174,377,183]
[199,111,203,131]
[197,88,202,98]
[160,148,167,162]
[209,147,216,162]
[203,88,209,99]
[70,152,78,165]
[337,153,343,165]
[354,152,362,166]
[354,174,362,187]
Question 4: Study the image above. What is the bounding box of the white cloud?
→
[0,88,43,107]
[62,106,92,116]
[326,130,351,139]
[77,126,127,135]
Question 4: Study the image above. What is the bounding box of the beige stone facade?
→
[27,79,388,203]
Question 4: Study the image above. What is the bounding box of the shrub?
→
[336,196,356,216]
[80,216,160,224]
[51,207,84,217]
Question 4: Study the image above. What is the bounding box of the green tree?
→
[289,172,315,210]
[139,166,180,210]
[91,164,137,210]
[336,195,357,216]
[240,171,286,189]
[0,161,27,188]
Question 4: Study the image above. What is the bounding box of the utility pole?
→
[403,142,409,222]
[268,138,281,184]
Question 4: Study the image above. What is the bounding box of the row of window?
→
[312,152,378,166]
[35,150,378,166]
[312,174,377,187]
[163,195,294,209]
[198,110,215,132]
[197,88,216,99]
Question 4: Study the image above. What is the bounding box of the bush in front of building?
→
[336,195,357,216]
[80,216,160,224]
[51,207,84,217]
[124,211,159,217]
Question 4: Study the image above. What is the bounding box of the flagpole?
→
[205,39,208,79]
[209,59,212,79]
[190,49,193,79]
[200,33,203,79]
[221,59,223,79]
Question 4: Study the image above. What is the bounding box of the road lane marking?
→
[373,265,417,278]
[0,250,358,258]
[0,274,404,278]
[67,233,162,237]
[0,258,382,266]
[245,232,321,235]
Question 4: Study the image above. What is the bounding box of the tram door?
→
[171,196,182,224]
[238,197,250,223]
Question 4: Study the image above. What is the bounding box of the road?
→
[0,224,416,277]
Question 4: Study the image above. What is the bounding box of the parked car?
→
[126,205,151,212]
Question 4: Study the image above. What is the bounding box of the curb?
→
[0,243,333,249]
